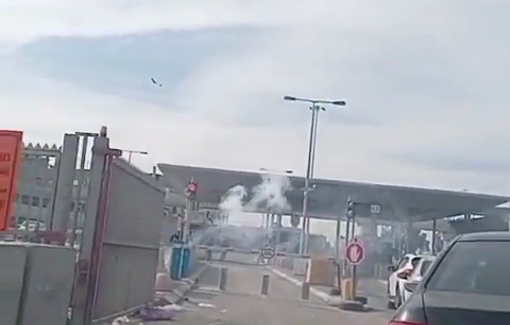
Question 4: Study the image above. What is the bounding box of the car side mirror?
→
[404,281,420,293]
[388,265,396,272]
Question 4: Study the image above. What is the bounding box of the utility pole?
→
[344,197,357,276]
[178,178,197,279]
[283,95,347,255]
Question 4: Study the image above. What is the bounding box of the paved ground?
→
[165,261,393,325]
[272,266,389,310]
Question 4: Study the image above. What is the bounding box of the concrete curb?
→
[330,299,365,311]
[269,267,369,312]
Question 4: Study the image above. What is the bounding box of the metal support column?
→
[51,134,79,232]
[334,212,342,291]
[71,133,110,325]
[431,219,437,255]
[299,106,318,255]
[70,134,93,246]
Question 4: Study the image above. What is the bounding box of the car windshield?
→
[426,241,510,296]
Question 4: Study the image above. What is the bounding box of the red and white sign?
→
[345,240,365,265]
[187,182,197,193]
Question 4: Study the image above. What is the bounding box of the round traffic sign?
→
[345,240,365,265]
[261,245,276,259]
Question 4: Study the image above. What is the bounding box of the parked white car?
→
[387,254,423,309]
[401,255,436,302]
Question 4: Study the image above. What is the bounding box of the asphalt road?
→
[167,261,393,325]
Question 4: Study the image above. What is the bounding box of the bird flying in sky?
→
[150,77,162,87]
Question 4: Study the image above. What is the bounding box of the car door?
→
[403,258,434,301]
[389,255,410,297]
[396,256,422,301]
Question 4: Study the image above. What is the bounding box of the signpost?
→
[345,239,365,300]
[261,245,276,260]
[0,131,23,232]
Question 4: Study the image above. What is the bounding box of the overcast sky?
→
[2,0,510,198]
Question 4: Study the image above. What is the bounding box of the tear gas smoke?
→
[218,185,247,222]
[219,173,292,221]
[213,173,294,251]
[245,174,292,213]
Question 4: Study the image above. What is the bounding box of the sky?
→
[2,0,510,209]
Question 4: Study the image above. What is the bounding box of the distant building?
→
[14,142,89,230]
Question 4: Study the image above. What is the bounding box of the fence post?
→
[301,282,310,300]
[261,275,270,296]
[219,267,228,291]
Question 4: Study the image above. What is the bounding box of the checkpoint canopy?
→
[157,164,509,224]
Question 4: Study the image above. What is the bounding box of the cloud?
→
[15,26,263,107]
[1,0,510,201]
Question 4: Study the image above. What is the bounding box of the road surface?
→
[167,260,393,325]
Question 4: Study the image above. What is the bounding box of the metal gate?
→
[92,158,165,320]
[70,132,165,325]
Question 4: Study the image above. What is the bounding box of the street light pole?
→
[122,149,149,163]
[283,96,347,255]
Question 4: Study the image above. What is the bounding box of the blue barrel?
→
[181,247,192,278]
[170,246,192,280]
[170,246,182,280]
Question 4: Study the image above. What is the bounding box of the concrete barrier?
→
[293,257,308,276]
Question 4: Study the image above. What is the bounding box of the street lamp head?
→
[331,100,347,106]
[283,96,297,101]
[140,151,149,155]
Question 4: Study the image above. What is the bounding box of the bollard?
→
[342,278,354,300]
[219,267,228,291]
[261,274,270,296]
[301,282,310,300]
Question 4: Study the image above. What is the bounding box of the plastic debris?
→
[198,302,216,308]
[111,316,131,325]
[138,305,177,321]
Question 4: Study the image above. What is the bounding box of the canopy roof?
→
[158,164,509,222]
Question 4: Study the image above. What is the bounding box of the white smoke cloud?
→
[219,173,292,222]
[218,184,247,223]
[245,173,292,213]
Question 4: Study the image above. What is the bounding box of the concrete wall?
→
[0,243,75,325]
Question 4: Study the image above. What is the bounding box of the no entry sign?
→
[261,245,276,259]
[345,240,365,265]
